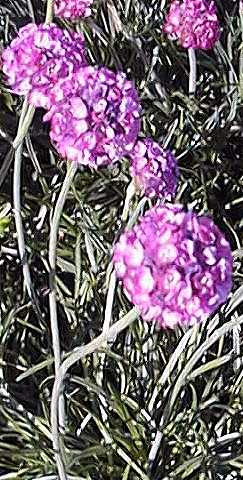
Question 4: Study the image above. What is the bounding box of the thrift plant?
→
[0,0,241,479]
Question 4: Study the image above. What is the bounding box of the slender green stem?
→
[51,307,139,480]
[27,0,35,21]
[96,268,117,423]
[13,104,41,319]
[227,31,234,87]
[18,98,29,129]
[13,105,35,149]
[188,48,197,95]
[121,180,136,222]
[12,4,69,477]
[45,0,55,23]
[13,143,41,317]
[49,161,77,430]
[12,0,55,312]
[103,269,117,336]
[126,196,147,230]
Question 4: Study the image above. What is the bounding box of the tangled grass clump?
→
[0,0,243,479]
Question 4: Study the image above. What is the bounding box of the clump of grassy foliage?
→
[0,1,243,479]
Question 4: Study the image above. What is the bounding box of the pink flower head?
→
[113,204,232,328]
[163,0,220,50]
[54,0,93,18]
[1,23,87,109]
[130,138,178,199]
[44,65,141,168]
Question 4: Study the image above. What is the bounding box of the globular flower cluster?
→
[1,23,87,109]
[164,0,220,50]
[43,66,141,168]
[113,204,232,328]
[130,138,178,199]
[54,0,93,18]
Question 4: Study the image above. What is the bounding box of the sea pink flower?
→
[163,0,220,50]
[1,23,87,109]
[44,65,141,168]
[54,0,93,18]
[130,138,178,199]
[113,203,232,328]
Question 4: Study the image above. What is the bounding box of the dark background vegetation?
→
[0,0,243,478]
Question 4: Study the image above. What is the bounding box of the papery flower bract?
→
[44,65,141,168]
[1,23,87,109]
[54,0,93,18]
[163,0,220,50]
[130,138,178,199]
[113,204,232,328]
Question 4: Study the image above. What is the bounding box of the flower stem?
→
[51,307,139,480]
[49,161,77,430]
[13,142,42,319]
[45,0,55,23]
[103,269,117,336]
[121,180,136,222]
[95,268,117,423]
[12,0,54,311]
[13,105,35,149]
[188,47,197,95]
[13,100,41,319]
